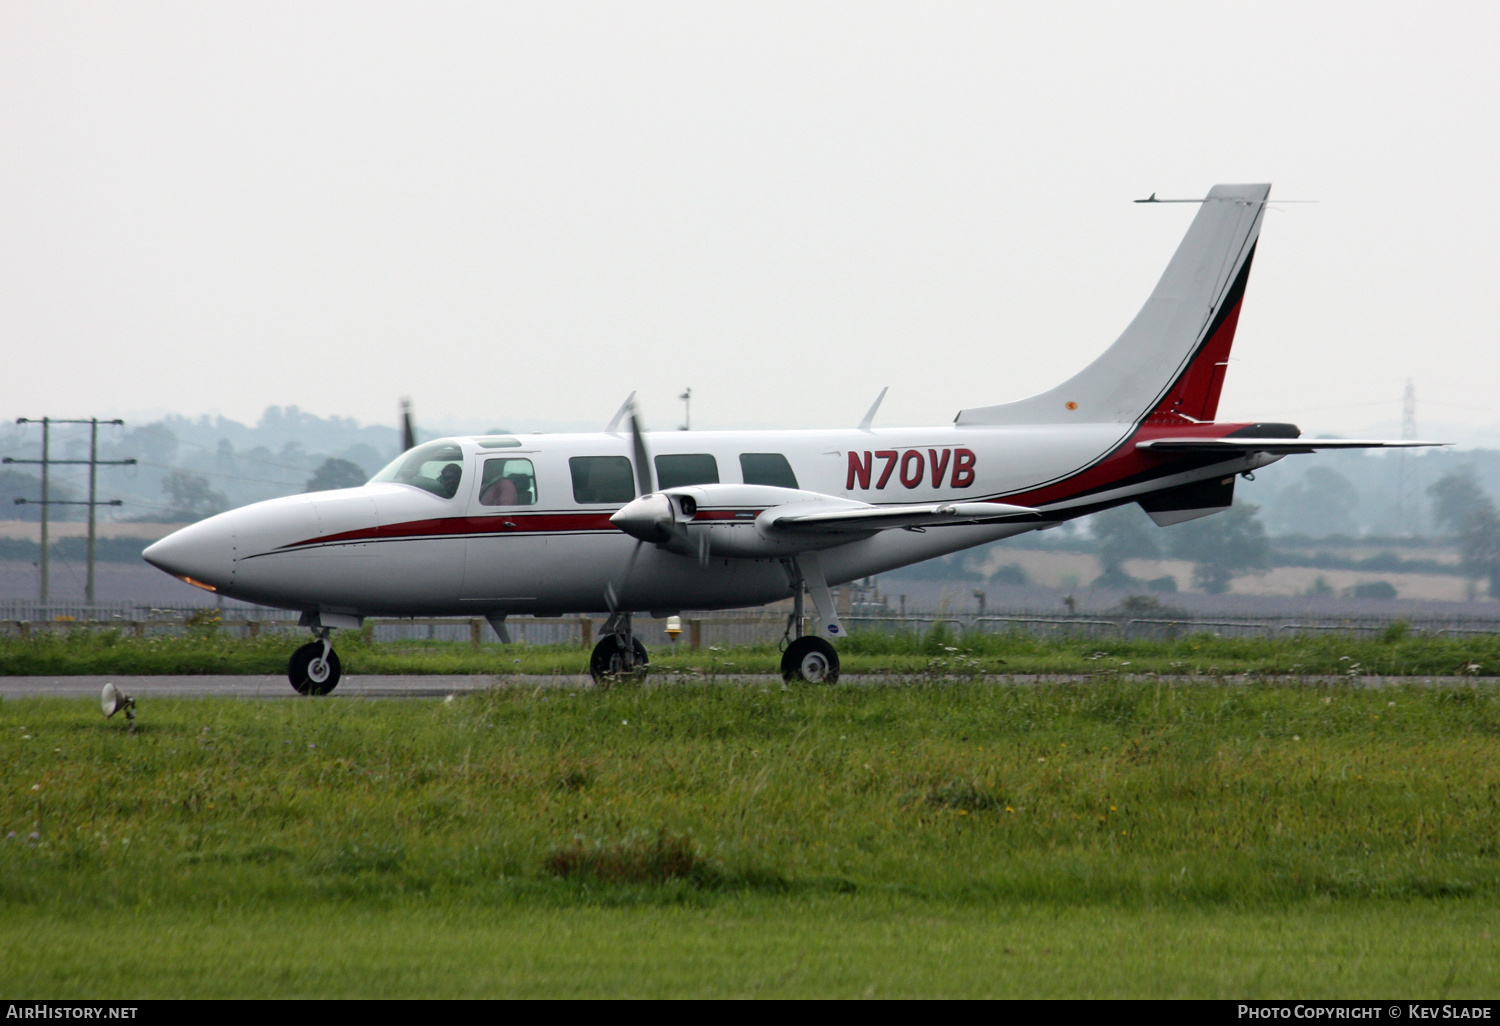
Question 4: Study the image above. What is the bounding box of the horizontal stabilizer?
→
[1136,438,1446,455]
[767,501,1039,534]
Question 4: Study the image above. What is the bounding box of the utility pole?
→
[679,388,691,431]
[6,418,136,605]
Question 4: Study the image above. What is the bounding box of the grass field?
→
[3,620,1500,677]
[3,677,1500,996]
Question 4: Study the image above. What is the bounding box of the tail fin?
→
[956,183,1270,427]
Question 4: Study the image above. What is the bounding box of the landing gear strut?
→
[589,612,649,684]
[779,556,842,684]
[289,628,342,695]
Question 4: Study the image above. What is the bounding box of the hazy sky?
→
[3,2,1498,442]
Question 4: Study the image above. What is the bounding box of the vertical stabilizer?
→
[957,183,1270,427]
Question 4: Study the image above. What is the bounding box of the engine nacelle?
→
[612,484,879,560]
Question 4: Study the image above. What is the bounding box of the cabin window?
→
[570,456,636,504]
[370,442,466,499]
[654,453,719,490]
[478,458,537,506]
[739,453,798,489]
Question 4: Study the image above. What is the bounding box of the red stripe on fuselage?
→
[994,421,1250,509]
[281,511,619,550]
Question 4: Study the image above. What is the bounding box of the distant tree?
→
[1090,505,1160,575]
[1088,505,1160,588]
[305,458,368,492]
[163,471,228,520]
[1268,466,1359,537]
[1425,468,1500,596]
[1305,576,1334,597]
[0,470,81,522]
[123,423,179,464]
[1457,507,1500,598]
[1165,502,1271,594]
[341,444,386,477]
[1345,580,1398,600]
[990,562,1028,586]
[1114,594,1186,616]
[1427,467,1495,535]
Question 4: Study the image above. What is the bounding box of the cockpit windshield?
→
[369,442,465,499]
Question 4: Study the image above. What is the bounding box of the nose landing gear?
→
[289,621,345,695]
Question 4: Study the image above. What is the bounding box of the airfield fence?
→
[3,606,1500,647]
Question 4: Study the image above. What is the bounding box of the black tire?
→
[589,635,649,685]
[781,636,840,684]
[289,641,342,695]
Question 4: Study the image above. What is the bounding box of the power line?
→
[132,459,304,489]
[170,437,335,473]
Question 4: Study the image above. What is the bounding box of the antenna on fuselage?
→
[857,387,889,432]
[605,392,637,435]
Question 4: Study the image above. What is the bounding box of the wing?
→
[1135,438,1446,455]
[766,501,1040,533]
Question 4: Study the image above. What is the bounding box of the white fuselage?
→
[143,422,1268,618]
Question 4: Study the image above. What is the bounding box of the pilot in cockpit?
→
[437,463,462,499]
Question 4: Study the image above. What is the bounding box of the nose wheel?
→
[289,639,342,695]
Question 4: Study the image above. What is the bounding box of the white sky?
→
[3,2,1498,442]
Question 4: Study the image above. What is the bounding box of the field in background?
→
[4,680,1499,996]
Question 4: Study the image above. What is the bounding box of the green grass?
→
[6,902,1495,998]
[3,679,1500,996]
[3,621,1500,677]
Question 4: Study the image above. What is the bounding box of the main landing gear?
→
[782,636,839,684]
[779,561,842,684]
[584,554,848,687]
[589,612,649,685]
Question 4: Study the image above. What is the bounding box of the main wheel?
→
[781,636,840,684]
[289,641,342,695]
[589,635,649,685]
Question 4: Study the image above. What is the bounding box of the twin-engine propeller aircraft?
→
[144,183,1439,693]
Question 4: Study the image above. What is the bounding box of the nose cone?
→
[142,513,236,591]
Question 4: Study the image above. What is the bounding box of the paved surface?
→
[0,674,566,699]
[2,672,1499,700]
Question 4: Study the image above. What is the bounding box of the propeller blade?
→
[400,398,417,452]
[628,403,654,496]
[605,539,646,612]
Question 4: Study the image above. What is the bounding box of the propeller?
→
[400,398,417,453]
[629,402,653,496]
[604,400,654,613]
[602,400,712,610]
[604,539,645,614]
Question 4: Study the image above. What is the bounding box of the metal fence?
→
[3,608,1499,646]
